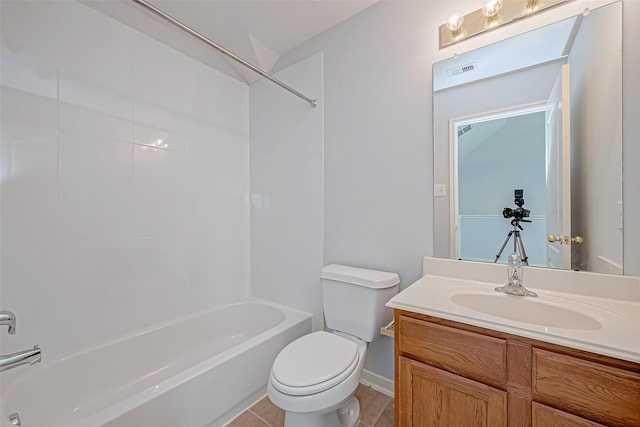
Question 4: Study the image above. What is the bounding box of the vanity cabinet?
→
[394,310,640,427]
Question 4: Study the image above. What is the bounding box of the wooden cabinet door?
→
[398,356,507,427]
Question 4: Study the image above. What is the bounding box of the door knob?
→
[548,235,584,244]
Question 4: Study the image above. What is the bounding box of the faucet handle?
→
[1,311,16,334]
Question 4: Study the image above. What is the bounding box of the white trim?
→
[453,101,548,127]
[560,63,572,270]
[449,118,458,260]
[360,370,394,398]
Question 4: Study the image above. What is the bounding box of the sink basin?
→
[451,293,602,330]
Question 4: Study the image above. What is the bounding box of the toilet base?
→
[284,396,360,427]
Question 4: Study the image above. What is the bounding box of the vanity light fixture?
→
[440,0,569,48]
[482,0,504,18]
[445,9,465,39]
[525,0,542,12]
[482,0,503,27]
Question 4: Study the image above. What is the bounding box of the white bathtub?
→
[0,299,312,427]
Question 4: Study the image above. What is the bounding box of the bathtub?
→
[0,299,312,427]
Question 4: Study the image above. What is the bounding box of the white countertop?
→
[387,258,640,363]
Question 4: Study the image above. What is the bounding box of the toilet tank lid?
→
[321,264,400,289]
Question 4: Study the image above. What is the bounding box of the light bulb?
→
[445,10,464,32]
[482,0,503,17]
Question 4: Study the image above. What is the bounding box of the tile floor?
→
[227,384,393,427]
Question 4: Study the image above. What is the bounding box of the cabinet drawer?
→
[398,315,507,388]
[532,402,606,427]
[533,349,640,427]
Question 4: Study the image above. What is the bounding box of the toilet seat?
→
[270,331,359,396]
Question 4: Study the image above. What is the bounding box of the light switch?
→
[617,201,623,230]
[434,184,447,197]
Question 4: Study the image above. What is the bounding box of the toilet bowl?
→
[268,331,367,427]
[267,265,400,427]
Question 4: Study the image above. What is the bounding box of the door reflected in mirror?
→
[433,1,623,274]
[454,108,547,267]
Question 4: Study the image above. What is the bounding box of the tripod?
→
[494,218,529,265]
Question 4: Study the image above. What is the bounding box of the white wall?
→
[249,53,325,331]
[271,0,639,380]
[458,114,547,217]
[272,1,439,381]
[0,1,250,359]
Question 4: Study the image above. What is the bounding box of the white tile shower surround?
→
[0,0,250,360]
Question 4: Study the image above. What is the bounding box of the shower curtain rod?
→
[131,0,318,108]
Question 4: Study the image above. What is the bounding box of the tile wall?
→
[0,1,250,358]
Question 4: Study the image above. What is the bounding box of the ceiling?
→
[85,0,377,83]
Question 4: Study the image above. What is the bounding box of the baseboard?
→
[360,369,394,398]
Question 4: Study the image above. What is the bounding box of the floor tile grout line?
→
[364,392,391,427]
[369,400,387,427]
[370,398,393,427]
[248,409,275,427]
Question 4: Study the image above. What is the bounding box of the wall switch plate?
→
[434,184,447,197]
[617,201,623,230]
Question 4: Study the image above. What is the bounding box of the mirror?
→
[433,2,623,274]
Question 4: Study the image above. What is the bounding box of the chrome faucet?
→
[0,346,41,372]
[495,253,538,297]
[1,311,42,372]
[0,311,16,334]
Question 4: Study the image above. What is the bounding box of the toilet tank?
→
[321,264,400,342]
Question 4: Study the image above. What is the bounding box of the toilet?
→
[267,264,400,427]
